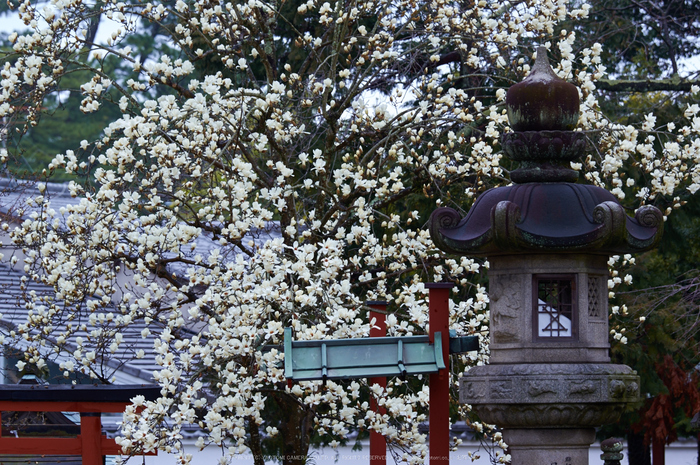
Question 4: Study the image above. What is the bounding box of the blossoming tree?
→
[2,0,700,463]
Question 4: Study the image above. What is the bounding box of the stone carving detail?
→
[588,276,604,318]
[610,380,640,399]
[610,380,625,398]
[490,275,521,343]
[473,403,626,428]
[627,382,639,397]
[527,380,558,397]
[461,381,486,399]
[593,201,628,243]
[428,207,462,255]
[460,363,640,408]
[636,205,663,228]
[568,380,597,396]
[491,380,513,399]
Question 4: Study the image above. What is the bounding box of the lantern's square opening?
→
[533,275,577,341]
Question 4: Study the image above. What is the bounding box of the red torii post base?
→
[367,300,388,465]
[81,412,105,465]
[426,282,453,465]
[0,384,160,463]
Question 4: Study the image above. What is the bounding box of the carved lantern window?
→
[533,275,577,341]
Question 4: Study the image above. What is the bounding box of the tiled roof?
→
[0,178,82,220]
[0,178,281,384]
[0,262,161,384]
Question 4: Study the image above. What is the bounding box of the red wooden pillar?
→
[426,283,453,465]
[80,412,103,465]
[652,436,665,465]
[367,300,388,465]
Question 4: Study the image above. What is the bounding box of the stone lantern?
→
[429,47,663,465]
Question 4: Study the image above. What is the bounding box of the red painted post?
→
[426,283,453,465]
[367,300,388,465]
[652,436,665,465]
[80,412,103,465]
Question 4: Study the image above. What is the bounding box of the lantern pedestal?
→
[461,362,639,464]
[503,428,595,465]
[461,364,639,425]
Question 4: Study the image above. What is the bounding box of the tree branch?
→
[597,77,700,92]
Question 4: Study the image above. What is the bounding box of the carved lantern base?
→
[460,363,640,465]
[504,428,596,465]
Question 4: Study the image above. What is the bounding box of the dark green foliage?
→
[8,91,121,181]
[601,214,700,449]
[572,0,700,79]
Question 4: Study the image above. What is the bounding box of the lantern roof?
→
[430,47,663,256]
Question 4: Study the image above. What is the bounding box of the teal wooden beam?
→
[284,328,455,382]
[448,329,479,354]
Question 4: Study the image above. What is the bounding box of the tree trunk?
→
[596,78,700,93]
[628,432,651,465]
[268,391,315,465]
[247,416,265,465]
[282,403,314,465]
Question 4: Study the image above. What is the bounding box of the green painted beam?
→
[283,328,448,382]
[448,329,479,354]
